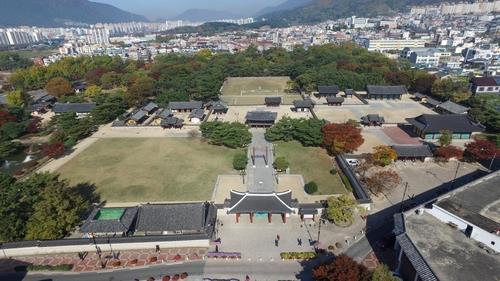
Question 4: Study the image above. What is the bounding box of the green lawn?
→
[12,49,58,59]
[275,141,346,195]
[57,138,241,202]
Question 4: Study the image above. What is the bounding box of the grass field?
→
[275,141,346,195]
[57,138,242,202]
[221,76,292,96]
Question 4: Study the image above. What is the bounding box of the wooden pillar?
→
[236,213,240,223]
[268,213,272,223]
[249,213,254,223]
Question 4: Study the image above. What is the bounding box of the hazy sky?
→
[93,0,285,20]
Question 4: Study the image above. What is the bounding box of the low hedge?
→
[280,252,317,260]
[340,175,353,192]
[15,264,74,272]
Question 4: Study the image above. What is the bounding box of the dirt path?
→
[36,136,98,173]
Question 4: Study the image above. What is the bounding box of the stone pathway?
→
[0,248,207,273]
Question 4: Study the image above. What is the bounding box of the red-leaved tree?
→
[0,111,17,126]
[26,117,42,134]
[313,254,371,281]
[363,170,402,195]
[322,123,364,155]
[435,146,464,161]
[43,142,65,159]
[464,138,500,161]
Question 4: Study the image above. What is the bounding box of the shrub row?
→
[280,252,317,260]
[15,264,74,272]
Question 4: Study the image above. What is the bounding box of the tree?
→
[0,111,17,126]
[304,181,318,194]
[273,156,289,171]
[100,71,122,89]
[322,123,364,155]
[0,122,25,140]
[412,72,436,95]
[0,140,23,161]
[431,77,471,102]
[372,146,397,167]
[435,145,463,161]
[45,77,73,97]
[84,85,102,99]
[200,121,252,148]
[43,141,65,159]
[438,130,452,147]
[124,76,155,106]
[325,195,357,225]
[0,52,32,71]
[363,170,401,195]
[371,265,398,281]
[233,153,248,170]
[25,117,42,134]
[91,103,126,125]
[25,177,94,240]
[468,94,500,133]
[464,138,500,161]
[313,254,371,281]
[6,90,26,107]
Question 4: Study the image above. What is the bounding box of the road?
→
[2,260,305,281]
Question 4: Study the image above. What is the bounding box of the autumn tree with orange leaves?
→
[322,123,364,155]
[313,254,371,281]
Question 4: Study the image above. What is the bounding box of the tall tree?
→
[372,146,397,167]
[464,138,500,161]
[313,254,371,281]
[124,76,155,106]
[25,176,93,240]
[45,77,73,97]
[326,195,357,225]
[6,90,26,108]
[363,170,401,195]
[322,123,364,155]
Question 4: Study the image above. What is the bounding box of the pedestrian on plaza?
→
[276,234,280,240]
[246,275,250,281]
[275,239,278,247]
[298,238,302,246]
[215,245,219,252]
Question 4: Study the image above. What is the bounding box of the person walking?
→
[276,234,280,241]
[298,238,302,246]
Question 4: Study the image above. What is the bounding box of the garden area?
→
[274,141,346,195]
[56,138,243,202]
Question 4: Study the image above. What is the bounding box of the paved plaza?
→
[208,105,311,123]
[215,214,366,261]
[314,96,435,124]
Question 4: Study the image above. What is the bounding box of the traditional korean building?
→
[406,114,485,140]
[366,85,406,99]
[226,190,295,223]
[245,111,278,127]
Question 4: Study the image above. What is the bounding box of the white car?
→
[346,159,360,166]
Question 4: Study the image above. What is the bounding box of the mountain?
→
[256,0,312,16]
[260,0,461,26]
[171,9,245,22]
[0,0,148,27]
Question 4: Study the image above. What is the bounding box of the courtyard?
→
[56,138,242,202]
[208,105,311,123]
[314,97,436,124]
[274,141,347,195]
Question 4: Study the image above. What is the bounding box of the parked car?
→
[346,159,360,166]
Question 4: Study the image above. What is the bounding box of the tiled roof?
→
[80,207,138,234]
[437,101,469,114]
[265,97,281,104]
[142,102,158,112]
[189,108,205,119]
[53,103,96,113]
[326,96,345,103]
[396,234,439,281]
[366,85,407,95]
[318,85,340,95]
[392,145,433,158]
[135,203,211,232]
[471,76,498,86]
[227,190,294,214]
[406,114,485,133]
[293,99,314,108]
[245,111,278,122]
[168,101,203,110]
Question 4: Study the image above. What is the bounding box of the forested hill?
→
[0,0,148,27]
[260,0,462,26]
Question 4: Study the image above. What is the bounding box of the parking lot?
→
[369,160,483,211]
